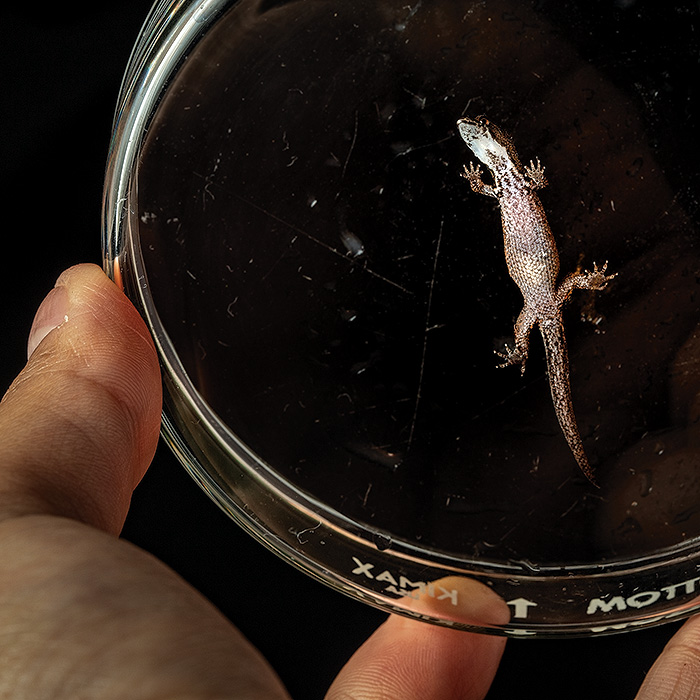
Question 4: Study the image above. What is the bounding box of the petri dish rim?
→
[102,0,700,637]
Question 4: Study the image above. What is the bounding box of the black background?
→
[0,4,682,698]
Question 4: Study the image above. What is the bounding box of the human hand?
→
[0,263,506,699]
[634,615,700,699]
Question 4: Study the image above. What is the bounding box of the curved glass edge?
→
[155,366,700,637]
[102,0,700,636]
[102,0,228,279]
[112,206,700,636]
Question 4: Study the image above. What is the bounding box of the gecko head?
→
[457,116,517,171]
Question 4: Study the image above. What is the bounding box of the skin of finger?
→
[0,263,498,699]
[325,613,506,700]
[0,265,290,699]
[635,615,700,699]
[0,514,291,700]
[0,263,162,533]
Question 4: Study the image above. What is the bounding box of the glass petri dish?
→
[103,0,700,636]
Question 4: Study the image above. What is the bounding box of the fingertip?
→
[326,613,506,700]
[27,264,132,361]
[1,263,162,532]
[26,284,70,360]
[635,614,700,699]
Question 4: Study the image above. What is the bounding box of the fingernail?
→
[27,284,70,359]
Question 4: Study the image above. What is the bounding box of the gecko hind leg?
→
[556,261,617,307]
[496,305,537,375]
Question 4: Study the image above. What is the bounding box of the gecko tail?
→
[539,319,598,487]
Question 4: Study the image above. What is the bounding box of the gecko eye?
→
[476,115,490,127]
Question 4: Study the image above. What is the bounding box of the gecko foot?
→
[524,158,548,189]
[462,162,483,186]
[462,162,497,197]
[557,260,618,307]
[495,345,527,375]
[581,261,617,291]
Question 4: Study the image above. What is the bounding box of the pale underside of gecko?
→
[457,116,616,485]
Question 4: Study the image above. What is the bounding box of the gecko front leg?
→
[462,162,497,198]
[524,158,548,190]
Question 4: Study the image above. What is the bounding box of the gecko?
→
[456,116,615,484]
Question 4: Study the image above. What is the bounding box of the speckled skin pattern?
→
[457,116,615,484]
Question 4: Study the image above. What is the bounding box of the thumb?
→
[0,263,162,533]
[326,576,508,699]
[0,264,291,699]
[326,615,506,700]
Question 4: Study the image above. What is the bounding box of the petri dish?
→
[103,0,700,636]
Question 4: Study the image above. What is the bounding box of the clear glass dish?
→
[103,0,700,637]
